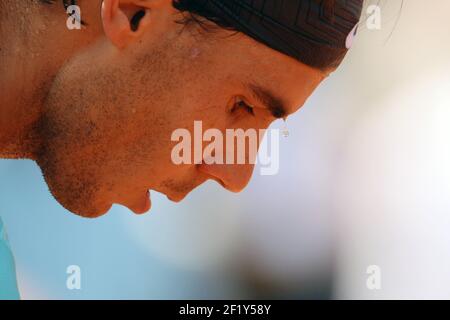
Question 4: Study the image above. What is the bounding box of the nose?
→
[197,163,256,193]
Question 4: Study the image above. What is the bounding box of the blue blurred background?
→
[1,0,450,299]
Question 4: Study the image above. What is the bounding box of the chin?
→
[64,202,113,218]
[48,189,113,218]
[39,170,113,218]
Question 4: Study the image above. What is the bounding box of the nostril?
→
[130,10,146,32]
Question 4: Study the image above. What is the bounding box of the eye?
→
[233,97,255,116]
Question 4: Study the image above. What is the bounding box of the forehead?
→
[184,26,326,116]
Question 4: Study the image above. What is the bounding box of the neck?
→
[0,0,102,160]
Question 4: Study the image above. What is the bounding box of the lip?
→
[166,193,187,203]
[131,190,151,214]
[160,177,213,203]
[149,186,189,204]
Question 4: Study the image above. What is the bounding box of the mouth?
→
[157,176,214,203]
[128,190,151,215]
[149,187,190,204]
[166,193,187,203]
[130,188,187,213]
[123,188,185,214]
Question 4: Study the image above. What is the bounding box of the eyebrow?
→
[245,83,288,119]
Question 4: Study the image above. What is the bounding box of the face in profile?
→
[35,0,325,217]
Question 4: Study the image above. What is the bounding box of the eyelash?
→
[234,98,255,116]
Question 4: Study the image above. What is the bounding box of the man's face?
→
[36,2,325,217]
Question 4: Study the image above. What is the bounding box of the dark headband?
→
[182,0,364,70]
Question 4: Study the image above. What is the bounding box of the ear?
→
[101,0,172,49]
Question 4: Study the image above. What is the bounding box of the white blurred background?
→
[1,0,449,299]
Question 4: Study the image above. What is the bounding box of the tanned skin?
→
[0,0,326,217]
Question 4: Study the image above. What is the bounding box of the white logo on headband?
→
[346,23,359,49]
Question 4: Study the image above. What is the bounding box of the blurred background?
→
[1,0,450,299]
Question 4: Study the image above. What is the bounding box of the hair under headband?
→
[176,0,364,70]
